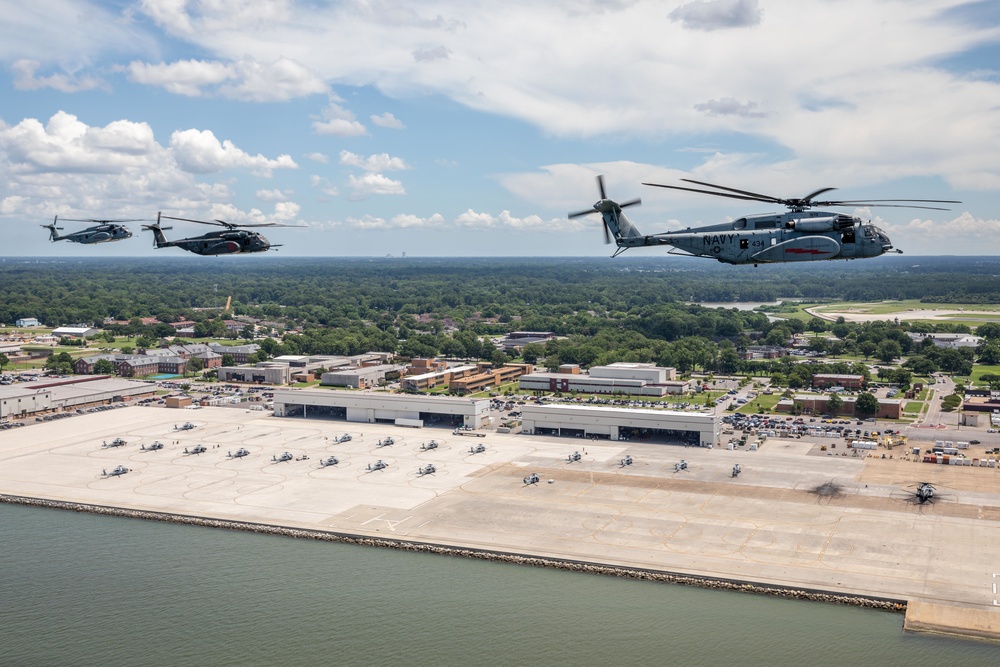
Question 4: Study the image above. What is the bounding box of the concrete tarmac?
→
[3,406,1000,639]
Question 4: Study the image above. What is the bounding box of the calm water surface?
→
[1,504,997,667]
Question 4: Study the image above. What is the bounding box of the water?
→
[1,503,997,667]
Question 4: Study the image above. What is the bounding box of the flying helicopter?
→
[143,212,302,256]
[569,175,960,265]
[42,216,136,244]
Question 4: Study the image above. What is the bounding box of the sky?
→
[1,0,999,258]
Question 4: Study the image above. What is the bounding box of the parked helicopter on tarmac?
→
[175,422,196,431]
[619,455,634,468]
[320,455,339,468]
[367,460,388,472]
[228,448,250,459]
[468,443,487,455]
[102,438,127,448]
[420,440,439,451]
[337,434,352,443]
[185,444,207,455]
[523,473,540,485]
[272,451,293,463]
[144,212,303,256]
[732,463,742,478]
[569,175,959,265]
[417,464,437,476]
[42,216,136,244]
[567,451,582,463]
[140,441,164,452]
[102,465,130,477]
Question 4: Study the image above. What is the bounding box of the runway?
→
[3,405,1000,640]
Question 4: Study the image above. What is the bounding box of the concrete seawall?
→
[0,493,905,614]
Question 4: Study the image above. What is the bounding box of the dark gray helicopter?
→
[184,444,207,455]
[570,176,959,265]
[227,448,250,459]
[43,216,135,244]
[102,465,130,477]
[143,212,301,255]
[367,460,388,472]
[140,441,164,452]
[272,451,293,463]
[102,438,127,448]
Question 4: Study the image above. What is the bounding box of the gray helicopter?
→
[468,443,486,455]
[376,437,395,448]
[367,460,388,472]
[272,451,293,463]
[227,448,250,459]
[140,441,164,452]
[523,473,540,485]
[185,444,208,455]
[102,438,127,448]
[42,216,136,244]
[566,451,582,463]
[320,455,339,467]
[416,463,437,476]
[144,212,302,256]
[570,175,959,265]
[420,440,439,451]
[175,422,196,431]
[102,465,130,477]
[619,455,633,468]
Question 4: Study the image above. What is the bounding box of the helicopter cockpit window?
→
[863,226,875,238]
[733,218,747,230]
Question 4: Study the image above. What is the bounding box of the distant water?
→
[1,503,998,667]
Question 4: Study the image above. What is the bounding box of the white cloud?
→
[339,150,409,172]
[0,111,302,227]
[347,173,406,199]
[304,152,328,163]
[371,112,405,129]
[170,129,298,175]
[126,0,999,191]
[312,102,367,137]
[124,56,326,101]
[669,0,763,31]
[11,60,104,92]
[256,188,293,201]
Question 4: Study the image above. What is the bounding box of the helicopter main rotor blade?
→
[643,182,775,204]
[800,187,838,203]
[160,215,226,227]
[568,207,597,218]
[680,178,786,203]
[619,198,641,209]
[596,174,607,201]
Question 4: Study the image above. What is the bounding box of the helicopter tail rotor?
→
[568,175,642,247]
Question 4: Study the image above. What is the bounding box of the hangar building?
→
[273,389,489,429]
[521,404,718,447]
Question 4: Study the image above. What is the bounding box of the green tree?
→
[827,392,844,415]
[876,340,902,364]
[93,358,117,375]
[0,352,8,371]
[854,391,879,418]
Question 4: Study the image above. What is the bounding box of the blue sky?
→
[1,0,998,258]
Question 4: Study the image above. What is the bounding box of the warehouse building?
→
[519,362,685,397]
[273,389,489,429]
[521,403,718,447]
[321,365,404,389]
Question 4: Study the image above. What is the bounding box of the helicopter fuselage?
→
[153,229,272,255]
[47,224,132,244]
[613,210,894,264]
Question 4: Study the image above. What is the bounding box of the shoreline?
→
[0,492,905,613]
